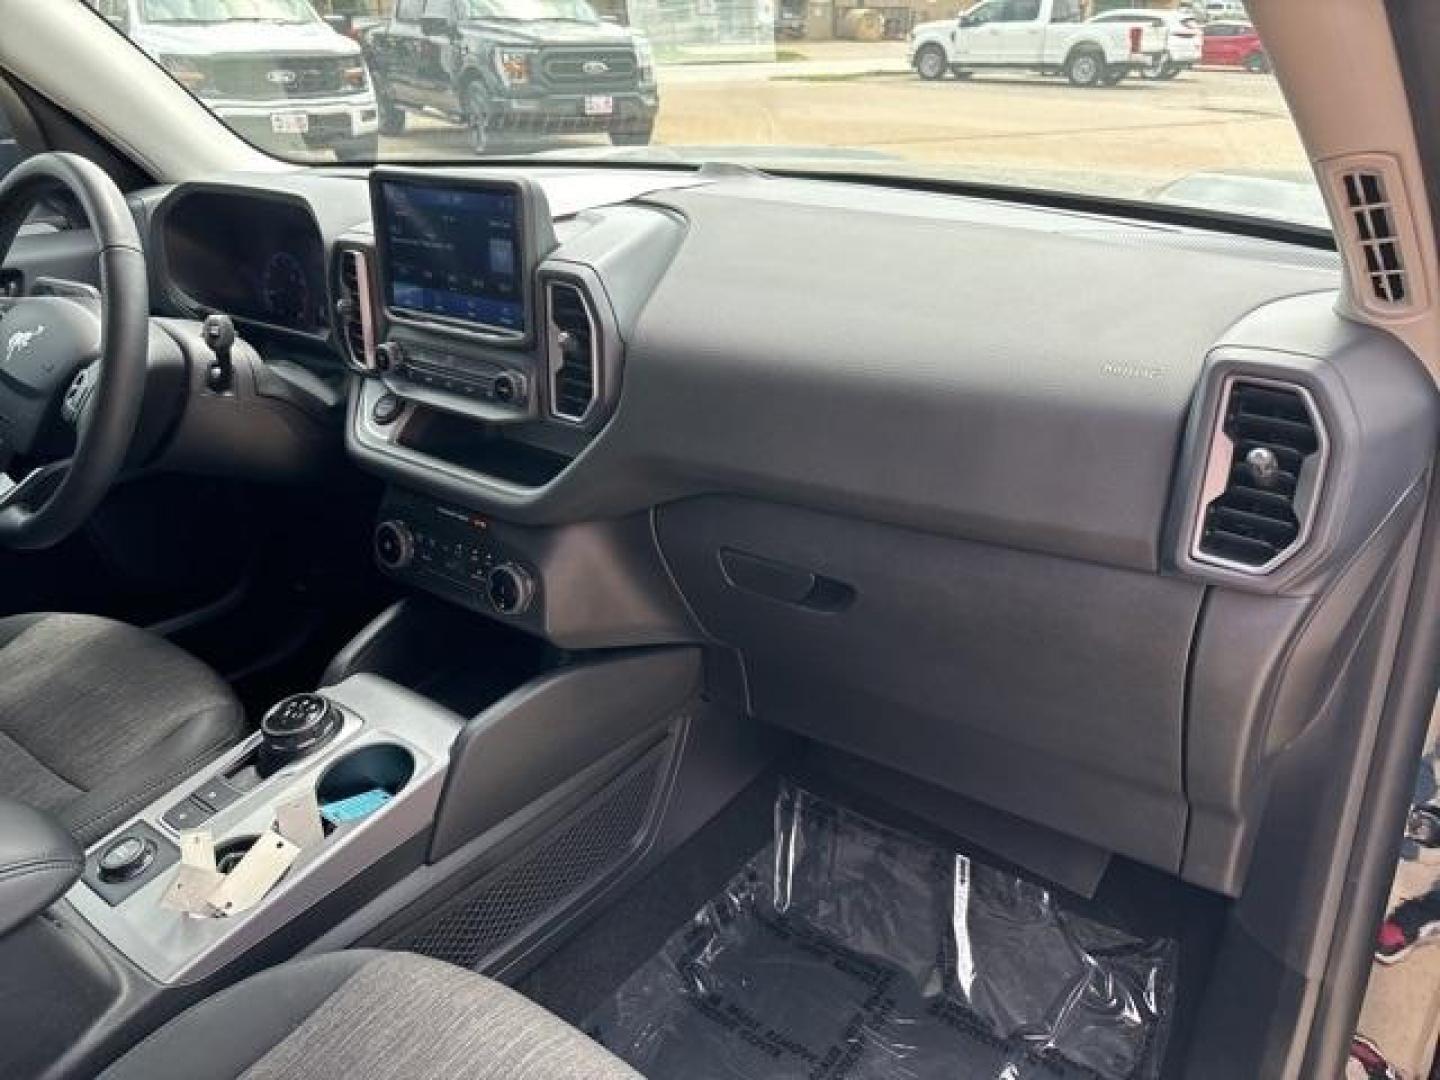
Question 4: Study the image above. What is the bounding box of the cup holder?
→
[315,743,415,831]
[214,835,259,875]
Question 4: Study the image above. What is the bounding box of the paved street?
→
[378,45,1309,203]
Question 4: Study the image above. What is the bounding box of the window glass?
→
[80,0,1321,229]
[139,0,318,22]
[459,0,599,19]
[92,0,131,29]
[1049,0,1082,24]
[962,2,995,25]
[997,0,1040,22]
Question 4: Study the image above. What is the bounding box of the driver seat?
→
[0,612,243,845]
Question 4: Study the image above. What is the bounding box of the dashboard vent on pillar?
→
[1320,153,1428,320]
[1342,170,1408,306]
[1193,378,1327,574]
[336,248,376,371]
[546,280,598,423]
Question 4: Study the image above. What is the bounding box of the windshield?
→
[100,0,1320,231]
[460,0,599,21]
[140,0,318,24]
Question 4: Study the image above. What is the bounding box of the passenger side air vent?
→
[545,280,598,423]
[336,248,377,371]
[1342,170,1407,305]
[1193,378,1326,574]
[1321,153,1428,320]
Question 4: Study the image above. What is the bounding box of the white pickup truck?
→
[907,0,1169,87]
[86,0,380,160]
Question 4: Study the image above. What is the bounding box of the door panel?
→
[982,0,1043,64]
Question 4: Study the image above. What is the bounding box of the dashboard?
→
[140,165,1440,912]
[118,159,1440,1079]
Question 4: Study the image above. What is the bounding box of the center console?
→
[333,170,693,647]
[338,168,684,516]
[66,676,461,984]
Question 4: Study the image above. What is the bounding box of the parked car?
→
[1201,19,1269,72]
[86,0,381,160]
[363,0,659,153]
[1088,7,1202,80]
[1203,0,1248,18]
[907,0,1168,87]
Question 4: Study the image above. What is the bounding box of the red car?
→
[1201,20,1270,72]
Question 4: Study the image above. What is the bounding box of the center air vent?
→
[1193,378,1326,574]
[545,280,599,423]
[336,248,376,371]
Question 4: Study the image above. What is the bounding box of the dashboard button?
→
[374,341,404,373]
[371,393,403,426]
[162,797,213,832]
[193,778,241,813]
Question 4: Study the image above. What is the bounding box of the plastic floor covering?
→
[586,783,1177,1080]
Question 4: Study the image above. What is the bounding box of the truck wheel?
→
[1065,48,1105,87]
[915,45,948,81]
[378,98,406,137]
[1140,51,1169,80]
[610,119,655,147]
[1158,64,1182,80]
[464,81,492,154]
[334,134,380,162]
[1244,51,1271,74]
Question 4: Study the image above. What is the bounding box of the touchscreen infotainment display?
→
[377,179,527,336]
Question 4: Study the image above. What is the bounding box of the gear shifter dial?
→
[257,693,341,777]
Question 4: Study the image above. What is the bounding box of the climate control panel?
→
[374,489,540,621]
[377,339,529,414]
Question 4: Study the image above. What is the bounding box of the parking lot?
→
[376,43,1310,204]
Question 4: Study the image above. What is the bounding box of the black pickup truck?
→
[363,0,659,153]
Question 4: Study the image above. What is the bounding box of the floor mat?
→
[1351,698,1440,1080]
[586,783,1177,1080]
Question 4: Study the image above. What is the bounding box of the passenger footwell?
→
[586,783,1177,1080]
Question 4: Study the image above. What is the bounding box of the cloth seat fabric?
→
[99,950,644,1080]
[0,613,244,845]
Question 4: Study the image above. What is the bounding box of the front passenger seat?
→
[0,613,244,845]
[99,950,642,1080]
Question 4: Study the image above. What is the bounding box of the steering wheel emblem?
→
[4,326,44,366]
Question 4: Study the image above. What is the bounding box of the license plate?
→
[270,111,309,135]
[583,95,614,117]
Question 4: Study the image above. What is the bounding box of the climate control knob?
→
[374,520,415,571]
[486,563,535,616]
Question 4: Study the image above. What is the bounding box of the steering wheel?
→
[0,152,148,550]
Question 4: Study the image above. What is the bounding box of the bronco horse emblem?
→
[4,325,45,366]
